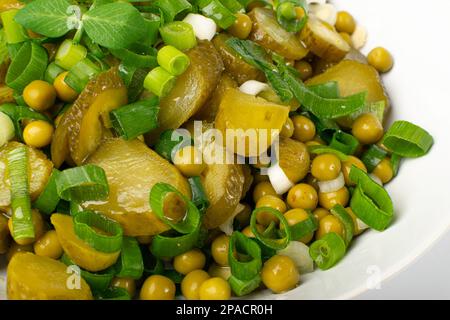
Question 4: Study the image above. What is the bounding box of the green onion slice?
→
[228,231,262,281]
[73,211,123,253]
[250,207,291,250]
[55,39,87,70]
[6,41,48,93]
[64,58,101,93]
[0,10,27,44]
[61,253,115,292]
[329,131,359,155]
[229,274,261,297]
[308,145,349,161]
[44,62,65,84]
[361,144,388,172]
[290,212,318,241]
[33,169,60,215]
[382,120,434,158]
[349,166,394,231]
[159,21,197,51]
[118,64,149,103]
[110,48,158,69]
[157,45,190,76]
[56,165,109,202]
[391,153,402,177]
[330,205,354,247]
[188,177,210,215]
[149,182,201,234]
[150,228,200,259]
[198,0,237,29]
[114,236,144,280]
[143,66,176,97]
[154,0,192,22]
[309,232,346,270]
[110,98,159,141]
[154,129,193,162]
[95,287,131,300]
[7,145,34,241]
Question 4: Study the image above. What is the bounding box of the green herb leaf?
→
[82,2,148,49]
[14,0,76,38]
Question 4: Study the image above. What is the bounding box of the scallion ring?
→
[33,169,60,215]
[290,212,318,241]
[228,231,262,281]
[250,207,291,250]
[150,228,201,259]
[229,274,261,297]
[330,204,354,246]
[73,211,123,253]
[114,236,144,280]
[149,182,200,234]
[309,232,346,270]
[308,145,349,161]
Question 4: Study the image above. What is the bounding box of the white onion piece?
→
[268,162,294,195]
[356,218,369,231]
[308,3,337,26]
[351,25,368,50]
[239,80,270,96]
[183,14,217,41]
[0,112,15,147]
[278,241,314,274]
[369,173,383,186]
[219,203,245,236]
[318,172,345,193]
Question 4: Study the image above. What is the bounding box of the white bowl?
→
[1,0,450,300]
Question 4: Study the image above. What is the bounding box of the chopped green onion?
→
[330,205,354,247]
[61,253,115,292]
[0,10,27,44]
[250,207,291,250]
[309,232,346,270]
[290,212,318,241]
[276,0,308,33]
[390,153,402,177]
[308,145,349,161]
[154,129,193,162]
[56,164,109,202]
[350,100,386,124]
[95,287,131,300]
[188,177,210,215]
[64,58,101,93]
[229,274,261,297]
[361,144,388,172]
[221,0,245,12]
[6,41,48,92]
[154,0,192,22]
[143,66,176,97]
[118,64,149,103]
[114,236,144,280]
[33,169,60,215]
[228,231,262,281]
[349,166,394,231]
[73,211,123,253]
[149,182,201,234]
[44,62,65,84]
[110,48,158,69]
[151,228,201,259]
[157,45,190,76]
[110,98,159,141]
[308,82,340,99]
[329,131,359,155]
[81,35,107,60]
[160,21,197,51]
[197,0,237,29]
[142,14,161,47]
[7,145,34,241]
[0,103,51,141]
[382,120,434,158]
[308,112,340,144]
[0,111,15,147]
[55,39,88,70]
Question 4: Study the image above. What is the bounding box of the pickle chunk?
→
[81,138,191,236]
[215,88,289,157]
[249,7,308,60]
[7,252,93,300]
[51,213,120,272]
